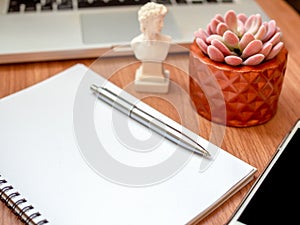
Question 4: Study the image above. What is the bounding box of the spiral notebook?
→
[0,64,256,225]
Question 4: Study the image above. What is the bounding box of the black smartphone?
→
[227,119,300,225]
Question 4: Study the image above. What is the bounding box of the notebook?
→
[0,0,268,64]
[0,64,256,225]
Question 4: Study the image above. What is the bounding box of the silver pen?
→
[90,84,211,158]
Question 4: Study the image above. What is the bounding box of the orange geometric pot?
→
[189,41,288,127]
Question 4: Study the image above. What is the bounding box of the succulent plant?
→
[194,10,284,66]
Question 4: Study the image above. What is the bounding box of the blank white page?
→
[0,64,256,225]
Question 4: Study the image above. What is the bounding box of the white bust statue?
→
[131,2,171,93]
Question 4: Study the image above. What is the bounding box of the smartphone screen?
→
[227,120,300,225]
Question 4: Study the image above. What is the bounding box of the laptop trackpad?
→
[80,11,181,45]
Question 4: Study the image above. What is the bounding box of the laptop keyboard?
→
[7,0,233,13]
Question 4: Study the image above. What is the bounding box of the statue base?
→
[134,66,169,93]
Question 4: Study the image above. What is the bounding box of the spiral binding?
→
[0,175,49,225]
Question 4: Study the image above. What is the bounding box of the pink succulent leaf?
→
[254,24,267,40]
[215,14,225,22]
[224,55,243,66]
[225,10,238,32]
[194,29,202,38]
[266,31,281,46]
[239,32,255,51]
[194,31,200,38]
[196,37,208,54]
[211,39,232,56]
[207,45,225,62]
[194,28,208,41]
[260,42,273,56]
[241,39,263,59]
[266,41,284,60]
[223,30,239,48]
[216,22,229,36]
[276,26,281,33]
[206,34,223,44]
[242,54,265,66]
[244,14,262,34]
[262,20,277,41]
[237,13,247,24]
[206,23,213,35]
[209,18,219,34]
[237,19,245,37]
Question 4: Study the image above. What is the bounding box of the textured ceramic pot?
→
[189,41,288,127]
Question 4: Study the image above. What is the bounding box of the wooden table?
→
[1,1,299,224]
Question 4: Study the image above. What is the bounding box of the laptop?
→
[0,0,268,64]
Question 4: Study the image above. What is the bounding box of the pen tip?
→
[90,84,99,92]
[205,152,211,158]
[198,148,211,158]
[196,146,211,158]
